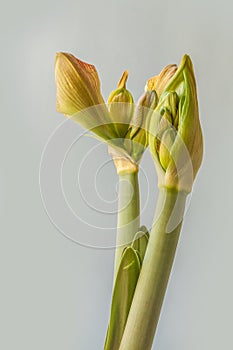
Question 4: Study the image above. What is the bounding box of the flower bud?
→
[162,92,179,127]
[158,128,176,170]
[108,71,134,137]
[55,52,105,115]
[130,90,158,139]
[55,52,118,142]
[128,90,158,162]
[149,55,203,192]
[158,108,173,132]
[146,64,177,97]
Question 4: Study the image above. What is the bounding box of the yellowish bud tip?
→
[146,64,177,97]
[108,71,133,105]
[117,70,129,89]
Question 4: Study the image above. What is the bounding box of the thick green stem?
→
[119,188,187,350]
[114,171,140,278]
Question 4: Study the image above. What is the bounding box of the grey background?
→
[1,0,233,349]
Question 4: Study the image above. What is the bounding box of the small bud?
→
[128,90,158,162]
[130,90,158,138]
[158,128,176,170]
[162,92,179,126]
[146,64,177,97]
[155,108,173,143]
[108,71,134,137]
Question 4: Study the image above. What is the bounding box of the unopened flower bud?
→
[145,64,177,97]
[108,71,134,137]
[55,52,118,141]
[162,92,179,127]
[149,55,203,192]
[155,108,173,145]
[55,52,105,115]
[130,90,158,139]
[128,90,158,162]
[158,128,176,170]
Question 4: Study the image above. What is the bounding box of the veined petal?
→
[55,52,105,115]
[55,52,121,143]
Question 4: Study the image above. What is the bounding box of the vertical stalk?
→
[114,170,140,277]
[119,188,187,350]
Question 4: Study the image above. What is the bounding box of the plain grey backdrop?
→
[1,0,233,349]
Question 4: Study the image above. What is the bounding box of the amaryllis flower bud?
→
[158,127,177,170]
[130,90,158,139]
[149,54,203,192]
[55,52,105,114]
[145,64,178,97]
[108,71,134,137]
[161,91,180,128]
[128,90,158,162]
[55,52,119,142]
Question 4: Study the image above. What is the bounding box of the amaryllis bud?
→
[55,52,119,142]
[55,52,105,115]
[108,71,134,137]
[127,90,158,162]
[158,127,177,170]
[162,91,179,127]
[149,55,203,192]
[145,64,178,97]
[130,90,158,139]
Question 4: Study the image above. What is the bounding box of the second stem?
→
[114,170,140,277]
[119,188,187,350]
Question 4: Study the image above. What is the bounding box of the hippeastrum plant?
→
[119,54,203,350]
[55,52,157,349]
[54,52,203,350]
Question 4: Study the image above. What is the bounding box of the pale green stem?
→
[119,188,187,350]
[114,171,140,278]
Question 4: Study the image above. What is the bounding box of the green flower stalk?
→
[107,72,159,278]
[119,54,203,350]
